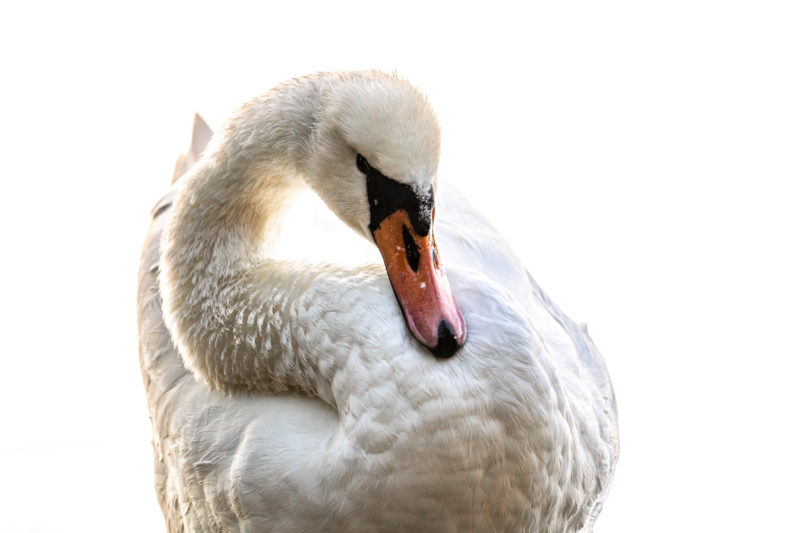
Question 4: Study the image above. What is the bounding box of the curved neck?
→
[174,77,324,259]
[159,76,349,403]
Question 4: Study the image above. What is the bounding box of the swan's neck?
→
[173,157,303,268]
[159,78,348,402]
[172,79,323,262]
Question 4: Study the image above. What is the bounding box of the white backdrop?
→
[2,1,798,531]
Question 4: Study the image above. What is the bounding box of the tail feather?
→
[172,113,214,183]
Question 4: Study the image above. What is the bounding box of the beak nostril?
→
[401,225,420,272]
[430,320,460,359]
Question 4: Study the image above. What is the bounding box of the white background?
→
[2,1,798,531]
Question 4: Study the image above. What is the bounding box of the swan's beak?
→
[372,209,467,358]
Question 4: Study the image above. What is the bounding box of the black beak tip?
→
[429,320,462,359]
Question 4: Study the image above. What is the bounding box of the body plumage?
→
[138,71,618,532]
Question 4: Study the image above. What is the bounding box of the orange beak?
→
[372,209,467,357]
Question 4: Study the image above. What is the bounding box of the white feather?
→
[138,71,618,532]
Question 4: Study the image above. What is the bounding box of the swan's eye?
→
[356,153,369,174]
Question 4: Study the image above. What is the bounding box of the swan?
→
[137,71,618,532]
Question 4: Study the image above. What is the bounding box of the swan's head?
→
[304,72,466,358]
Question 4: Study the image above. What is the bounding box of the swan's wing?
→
[138,190,195,531]
[436,182,619,531]
[525,270,619,532]
[171,113,213,183]
[436,181,618,416]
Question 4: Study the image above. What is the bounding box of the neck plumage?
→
[159,77,353,405]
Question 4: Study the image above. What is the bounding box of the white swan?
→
[137,71,618,533]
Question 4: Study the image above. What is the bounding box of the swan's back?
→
[138,113,618,532]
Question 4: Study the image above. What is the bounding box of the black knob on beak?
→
[430,320,461,359]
